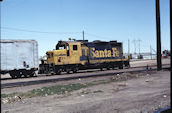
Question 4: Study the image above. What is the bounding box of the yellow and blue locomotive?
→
[39,40,130,74]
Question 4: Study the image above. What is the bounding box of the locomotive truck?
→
[39,40,130,74]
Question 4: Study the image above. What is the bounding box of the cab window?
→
[58,46,65,50]
[46,53,53,58]
[66,45,70,56]
[56,45,65,50]
[66,45,69,50]
[73,45,77,50]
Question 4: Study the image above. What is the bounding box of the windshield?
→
[46,52,53,58]
[58,46,65,50]
[56,45,66,50]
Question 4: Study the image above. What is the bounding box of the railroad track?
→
[1,63,170,81]
[1,64,170,89]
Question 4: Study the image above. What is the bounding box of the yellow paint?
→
[46,41,82,65]
[89,59,127,64]
[112,48,119,57]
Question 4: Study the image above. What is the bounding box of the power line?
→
[1,27,81,34]
[1,28,111,41]
[2,27,129,44]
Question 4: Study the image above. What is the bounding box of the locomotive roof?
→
[57,40,122,46]
[57,41,81,45]
[76,40,122,45]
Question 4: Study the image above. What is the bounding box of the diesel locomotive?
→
[39,40,130,75]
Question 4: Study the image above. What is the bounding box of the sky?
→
[1,0,170,57]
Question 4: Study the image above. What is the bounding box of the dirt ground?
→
[1,69,170,113]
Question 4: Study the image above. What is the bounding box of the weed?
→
[93,90,103,93]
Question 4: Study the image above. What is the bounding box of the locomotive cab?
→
[53,41,82,65]
[42,41,83,74]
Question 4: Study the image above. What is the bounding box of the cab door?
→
[69,44,81,64]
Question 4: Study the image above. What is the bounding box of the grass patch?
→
[2,83,87,99]
[1,83,89,99]
[1,92,20,98]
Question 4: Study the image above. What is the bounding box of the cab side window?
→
[66,45,69,50]
[73,45,77,50]
[66,45,69,56]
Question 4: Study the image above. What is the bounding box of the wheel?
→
[24,74,30,78]
[100,68,103,71]
[67,70,70,74]
[73,67,79,73]
[9,71,18,79]
[106,66,110,70]
[17,72,22,78]
[55,69,62,75]
[10,73,17,79]
[23,70,30,78]
[118,65,123,69]
[66,68,71,74]
[29,72,35,77]
[112,66,115,70]
[124,62,130,68]
[50,71,55,75]
[56,71,61,75]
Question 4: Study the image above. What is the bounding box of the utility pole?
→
[83,30,85,41]
[155,0,162,70]
[128,39,130,59]
[150,45,152,59]
[170,0,172,72]
[133,39,136,54]
[138,39,141,55]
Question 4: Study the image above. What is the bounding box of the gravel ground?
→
[129,58,170,67]
[1,70,170,113]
